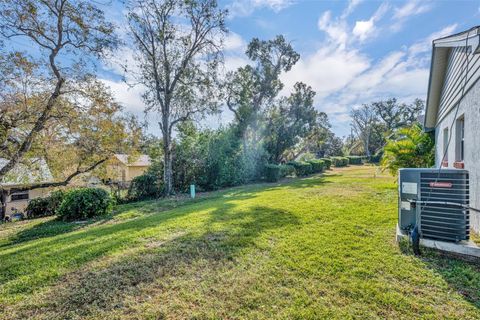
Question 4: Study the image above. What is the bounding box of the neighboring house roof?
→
[424,26,480,131]
[0,158,53,186]
[113,154,151,167]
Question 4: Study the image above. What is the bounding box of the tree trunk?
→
[364,130,371,157]
[0,190,7,221]
[163,135,173,195]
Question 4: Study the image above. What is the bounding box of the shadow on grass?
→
[11,204,299,319]
[1,172,335,249]
[0,193,231,248]
[399,240,480,310]
[0,185,292,305]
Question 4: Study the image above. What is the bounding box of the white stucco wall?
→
[435,79,480,233]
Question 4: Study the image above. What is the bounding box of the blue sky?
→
[97,0,479,137]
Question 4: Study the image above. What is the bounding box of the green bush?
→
[346,156,363,165]
[264,164,281,182]
[127,173,161,201]
[26,190,65,219]
[307,159,325,173]
[279,164,295,178]
[321,158,332,170]
[25,198,50,219]
[368,153,383,164]
[331,157,349,167]
[57,188,113,221]
[289,161,313,176]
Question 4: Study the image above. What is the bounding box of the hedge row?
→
[264,164,296,182]
[346,156,363,165]
[321,158,332,170]
[307,159,325,173]
[331,157,349,167]
[25,188,113,221]
[288,161,312,177]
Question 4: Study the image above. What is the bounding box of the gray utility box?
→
[398,168,469,242]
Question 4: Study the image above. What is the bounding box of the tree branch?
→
[13,158,108,192]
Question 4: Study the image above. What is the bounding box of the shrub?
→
[279,164,295,178]
[127,173,161,201]
[307,160,325,173]
[25,198,50,219]
[331,157,349,167]
[346,156,363,165]
[368,153,383,164]
[321,158,332,170]
[381,124,434,175]
[289,161,313,176]
[26,190,65,219]
[264,164,281,182]
[57,188,113,221]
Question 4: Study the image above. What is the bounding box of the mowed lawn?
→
[0,166,479,319]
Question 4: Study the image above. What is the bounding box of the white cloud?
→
[391,0,433,31]
[408,24,457,56]
[352,3,389,42]
[352,20,374,42]
[318,3,388,48]
[317,11,349,49]
[342,0,363,19]
[101,79,145,113]
[227,0,294,18]
[224,32,247,51]
[278,4,453,136]
[393,0,432,20]
[281,46,370,100]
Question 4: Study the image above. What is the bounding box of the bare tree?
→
[126,0,227,195]
[0,0,118,179]
[350,104,377,157]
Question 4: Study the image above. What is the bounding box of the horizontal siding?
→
[438,46,480,122]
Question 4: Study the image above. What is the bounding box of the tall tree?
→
[372,98,424,132]
[126,0,227,195]
[1,76,142,190]
[225,35,300,138]
[264,82,318,163]
[0,0,118,179]
[350,104,377,157]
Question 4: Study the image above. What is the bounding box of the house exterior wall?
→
[5,187,51,216]
[126,166,149,181]
[435,77,480,233]
[106,161,127,182]
[105,161,149,183]
[437,46,480,123]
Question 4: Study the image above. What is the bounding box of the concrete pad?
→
[396,224,480,259]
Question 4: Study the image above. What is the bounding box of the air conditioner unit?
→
[398,168,469,243]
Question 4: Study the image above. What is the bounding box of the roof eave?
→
[423,27,480,132]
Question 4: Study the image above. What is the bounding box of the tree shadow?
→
[10,204,299,319]
[0,188,266,304]
[0,193,232,248]
[399,239,480,309]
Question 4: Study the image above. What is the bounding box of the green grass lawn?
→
[0,166,479,319]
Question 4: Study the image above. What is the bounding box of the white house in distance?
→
[424,26,480,234]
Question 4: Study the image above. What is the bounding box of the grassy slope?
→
[0,166,479,319]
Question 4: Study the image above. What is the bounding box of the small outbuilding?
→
[0,158,54,219]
